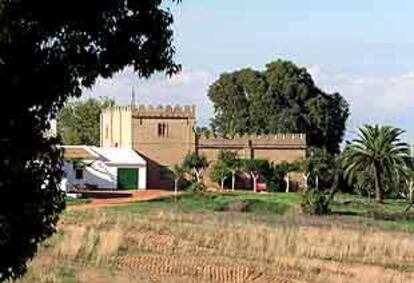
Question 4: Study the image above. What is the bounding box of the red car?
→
[255,174,267,192]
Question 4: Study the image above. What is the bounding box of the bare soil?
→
[69,190,176,209]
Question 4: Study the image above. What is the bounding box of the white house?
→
[60,145,147,191]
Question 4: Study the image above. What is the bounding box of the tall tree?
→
[182,152,209,186]
[221,151,240,192]
[210,150,239,190]
[208,60,349,154]
[58,97,115,146]
[342,125,410,203]
[0,0,180,280]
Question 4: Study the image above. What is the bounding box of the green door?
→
[117,168,138,190]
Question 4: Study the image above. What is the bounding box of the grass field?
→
[65,197,91,206]
[12,192,414,283]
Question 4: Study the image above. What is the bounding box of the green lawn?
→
[106,192,298,214]
[332,193,409,215]
[331,193,414,231]
[103,191,414,231]
[65,197,91,206]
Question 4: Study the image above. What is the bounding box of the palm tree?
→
[342,125,410,203]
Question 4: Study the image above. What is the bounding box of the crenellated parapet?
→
[102,105,196,118]
[101,105,132,113]
[198,133,306,149]
[134,104,196,118]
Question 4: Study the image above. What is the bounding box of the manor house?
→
[100,105,307,189]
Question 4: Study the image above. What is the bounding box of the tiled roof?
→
[62,146,97,160]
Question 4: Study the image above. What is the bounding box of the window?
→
[158,123,162,136]
[157,123,168,137]
[75,169,83,180]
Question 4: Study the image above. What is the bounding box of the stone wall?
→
[197,134,307,191]
[197,134,307,164]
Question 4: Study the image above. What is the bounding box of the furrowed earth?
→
[13,192,414,283]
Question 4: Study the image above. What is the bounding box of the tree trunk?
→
[284,175,290,193]
[220,177,225,190]
[315,175,319,190]
[251,173,257,193]
[194,169,201,184]
[231,171,235,192]
[174,179,178,195]
[303,174,309,190]
[327,172,339,204]
[374,166,383,203]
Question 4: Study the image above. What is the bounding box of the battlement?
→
[101,105,133,113]
[198,133,306,149]
[101,104,195,118]
[102,105,196,119]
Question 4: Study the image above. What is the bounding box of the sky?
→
[84,0,414,142]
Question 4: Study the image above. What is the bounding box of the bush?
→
[300,190,331,215]
[186,182,206,193]
[217,200,253,212]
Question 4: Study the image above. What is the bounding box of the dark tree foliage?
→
[0,0,180,280]
[208,59,349,154]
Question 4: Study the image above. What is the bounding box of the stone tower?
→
[101,105,196,188]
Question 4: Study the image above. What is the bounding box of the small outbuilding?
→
[60,145,147,191]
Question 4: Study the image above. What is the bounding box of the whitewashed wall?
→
[138,166,147,190]
[62,160,146,190]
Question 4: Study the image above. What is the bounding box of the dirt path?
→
[68,190,177,210]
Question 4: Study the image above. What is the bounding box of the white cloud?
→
[309,65,414,113]
[308,65,414,140]
[83,68,217,125]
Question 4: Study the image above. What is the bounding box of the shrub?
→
[300,189,331,215]
[186,182,206,193]
[217,200,253,212]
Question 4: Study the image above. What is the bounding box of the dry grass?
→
[97,226,123,258]
[12,208,414,283]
